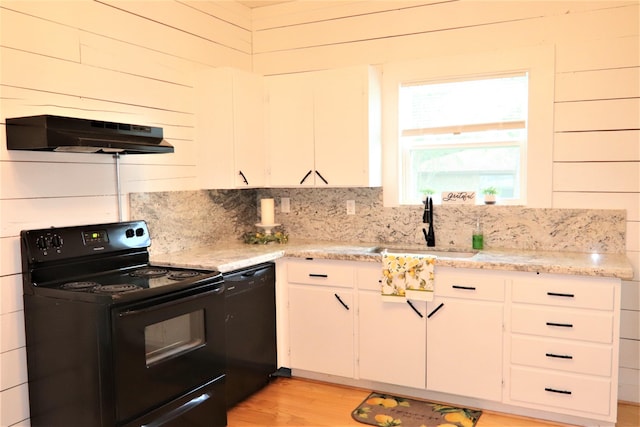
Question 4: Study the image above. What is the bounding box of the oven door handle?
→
[140,391,211,427]
[118,286,224,318]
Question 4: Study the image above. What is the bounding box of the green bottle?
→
[472,218,483,250]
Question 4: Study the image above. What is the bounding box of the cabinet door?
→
[358,291,426,388]
[196,68,235,189]
[196,67,265,189]
[233,71,265,187]
[288,285,354,378]
[426,297,503,401]
[313,67,367,186]
[265,73,315,186]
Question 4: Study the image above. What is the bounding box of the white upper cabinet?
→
[265,65,381,187]
[264,72,315,186]
[196,67,265,189]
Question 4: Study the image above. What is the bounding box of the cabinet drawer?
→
[287,260,355,288]
[512,274,616,310]
[434,267,505,301]
[511,335,612,376]
[510,366,611,416]
[356,265,382,291]
[511,305,613,344]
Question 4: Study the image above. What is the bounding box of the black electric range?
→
[20,220,227,427]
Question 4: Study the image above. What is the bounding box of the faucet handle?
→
[422,197,431,223]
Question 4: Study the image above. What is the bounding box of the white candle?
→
[260,198,275,225]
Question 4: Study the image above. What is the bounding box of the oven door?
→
[112,283,226,424]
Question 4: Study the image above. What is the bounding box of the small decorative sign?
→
[441,191,476,205]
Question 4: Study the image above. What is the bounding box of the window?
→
[381,46,554,208]
[399,74,528,204]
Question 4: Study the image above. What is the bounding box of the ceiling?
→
[237,1,291,8]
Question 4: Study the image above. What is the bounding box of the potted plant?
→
[482,187,498,205]
[421,188,435,200]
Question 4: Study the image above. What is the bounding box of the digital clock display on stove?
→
[82,230,109,245]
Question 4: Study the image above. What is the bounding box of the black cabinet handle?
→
[309,273,328,278]
[238,170,248,185]
[546,322,573,328]
[406,300,424,318]
[315,170,328,184]
[545,387,572,395]
[545,353,573,360]
[452,285,476,291]
[427,302,444,318]
[334,293,349,310]
[547,292,575,298]
[300,170,312,184]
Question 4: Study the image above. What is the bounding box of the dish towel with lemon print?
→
[381,252,435,302]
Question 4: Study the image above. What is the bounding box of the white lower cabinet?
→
[357,264,426,388]
[509,366,612,415]
[506,272,620,423]
[286,259,355,378]
[426,267,505,402]
[281,258,622,426]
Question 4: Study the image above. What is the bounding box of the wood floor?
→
[227,377,640,427]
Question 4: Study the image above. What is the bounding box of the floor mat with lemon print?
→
[352,392,482,427]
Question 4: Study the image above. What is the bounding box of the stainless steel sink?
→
[372,246,478,258]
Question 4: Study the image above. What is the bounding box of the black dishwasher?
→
[224,262,277,408]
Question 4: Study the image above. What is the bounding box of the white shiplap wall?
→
[1,1,639,425]
[0,1,252,425]
[250,0,640,404]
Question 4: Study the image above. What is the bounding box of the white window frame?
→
[382,46,555,207]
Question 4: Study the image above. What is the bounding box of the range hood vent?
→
[6,115,174,154]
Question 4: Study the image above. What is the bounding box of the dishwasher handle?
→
[223,263,275,297]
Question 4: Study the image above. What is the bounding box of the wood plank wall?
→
[250,0,640,404]
[0,1,252,425]
[0,2,638,425]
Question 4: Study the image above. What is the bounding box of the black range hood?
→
[6,115,174,154]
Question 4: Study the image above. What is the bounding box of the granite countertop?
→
[151,240,634,280]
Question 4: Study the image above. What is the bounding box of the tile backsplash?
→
[130,188,626,255]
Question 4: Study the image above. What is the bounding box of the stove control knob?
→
[36,236,48,250]
[125,228,135,238]
[51,234,63,248]
[135,228,145,237]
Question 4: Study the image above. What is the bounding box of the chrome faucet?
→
[422,197,436,247]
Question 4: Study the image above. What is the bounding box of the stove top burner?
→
[93,284,143,294]
[168,271,201,280]
[130,268,168,278]
[61,281,101,291]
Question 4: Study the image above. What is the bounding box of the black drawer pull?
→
[545,353,573,360]
[545,387,572,395]
[315,170,328,184]
[300,170,312,184]
[334,293,349,310]
[406,300,424,318]
[452,285,476,291]
[547,292,575,298]
[546,322,573,328]
[238,170,249,185]
[309,273,328,278]
[427,302,444,318]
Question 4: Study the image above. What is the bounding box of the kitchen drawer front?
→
[434,267,505,301]
[512,275,616,310]
[511,335,613,376]
[287,260,355,288]
[511,305,613,344]
[356,265,382,291]
[510,366,611,416]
